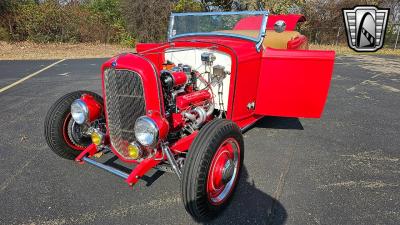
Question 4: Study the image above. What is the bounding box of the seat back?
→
[217,29,305,49]
[263,30,300,49]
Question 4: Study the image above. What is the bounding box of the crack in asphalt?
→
[0,156,37,193]
[267,146,297,225]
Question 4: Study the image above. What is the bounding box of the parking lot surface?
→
[0,55,399,225]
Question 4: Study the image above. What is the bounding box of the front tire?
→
[44,91,103,159]
[181,119,244,221]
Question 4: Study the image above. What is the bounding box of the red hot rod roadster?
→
[44,11,335,221]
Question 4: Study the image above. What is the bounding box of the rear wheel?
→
[44,91,103,159]
[181,119,244,221]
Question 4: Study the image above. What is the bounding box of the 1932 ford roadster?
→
[44,11,335,221]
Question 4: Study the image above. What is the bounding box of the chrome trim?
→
[167,14,175,40]
[134,116,159,147]
[71,99,89,124]
[162,144,182,180]
[82,157,129,179]
[274,20,286,33]
[256,13,269,51]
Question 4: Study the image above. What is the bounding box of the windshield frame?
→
[168,11,269,49]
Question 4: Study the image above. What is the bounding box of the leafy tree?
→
[174,0,203,12]
[203,0,232,11]
[121,0,173,42]
[1,0,398,47]
[234,0,304,13]
[89,0,121,24]
[0,0,27,39]
[88,0,133,44]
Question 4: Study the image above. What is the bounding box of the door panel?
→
[255,48,335,118]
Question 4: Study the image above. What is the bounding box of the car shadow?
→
[194,166,287,225]
[102,156,287,224]
[255,116,304,130]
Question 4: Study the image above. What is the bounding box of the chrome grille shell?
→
[103,69,146,160]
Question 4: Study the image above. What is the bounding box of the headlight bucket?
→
[71,99,88,124]
[71,94,102,125]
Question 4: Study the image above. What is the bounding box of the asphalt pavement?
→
[0,55,399,225]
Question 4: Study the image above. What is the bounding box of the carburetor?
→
[212,65,226,84]
[201,52,216,66]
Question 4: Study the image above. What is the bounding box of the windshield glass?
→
[168,11,269,43]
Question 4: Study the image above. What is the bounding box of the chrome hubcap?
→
[221,159,234,184]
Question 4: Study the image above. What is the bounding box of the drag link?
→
[162,144,182,180]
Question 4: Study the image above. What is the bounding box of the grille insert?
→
[104,69,146,159]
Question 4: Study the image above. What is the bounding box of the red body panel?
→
[266,14,306,30]
[75,144,98,161]
[136,43,168,71]
[102,53,164,116]
[80,94,102,122]
[255,48,335,118]
[234,14,306,31]
[125,157,161,185]
[170,131,198,153]
[147,111,170,141]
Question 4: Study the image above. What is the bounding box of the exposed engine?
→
[160,52,229,140]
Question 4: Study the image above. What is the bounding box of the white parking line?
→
[0,59,66,93]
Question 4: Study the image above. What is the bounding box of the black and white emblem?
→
[343,6,389,52]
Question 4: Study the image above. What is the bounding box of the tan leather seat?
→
[217,30,301,49]
[263,30,301,49]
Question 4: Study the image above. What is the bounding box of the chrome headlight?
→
[71,99,88,124]
[134,116,159,147]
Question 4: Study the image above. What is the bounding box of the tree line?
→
[0,0,398,46]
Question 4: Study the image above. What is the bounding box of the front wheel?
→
[44,91,103,159]
[181,119,244,221]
